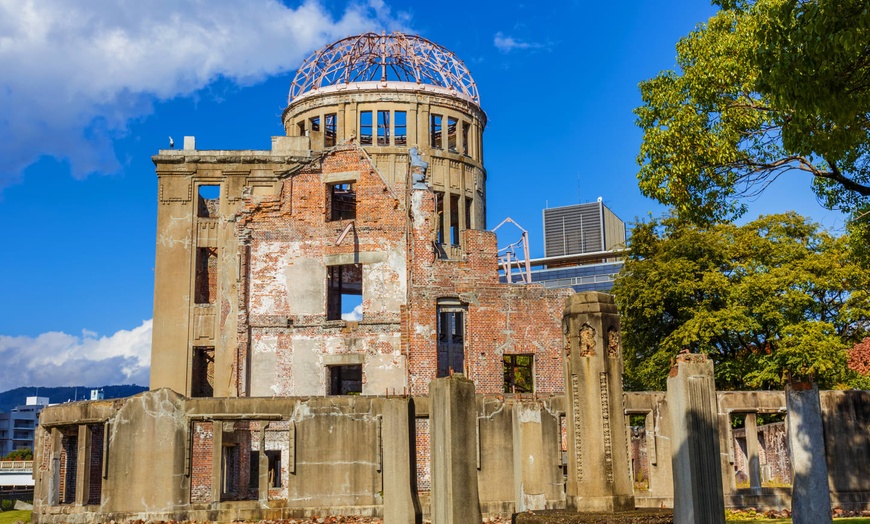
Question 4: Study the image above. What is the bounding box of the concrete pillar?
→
[562,292,634,512]
[787,381,833,524]
[47,428,62,506]
[211,421,224,504]
[75,424,91,506]
[258,426,268,506]
[430,376,482,524]
[667,353,725,524]
[745,413,762,493]
[382,398,420,523]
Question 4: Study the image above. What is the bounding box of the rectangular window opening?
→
[360,111,373,145]
[198,185,220,218]
[503,354,534,393]
[266,450,282,488]
[377,110,390,146]
[192,346,215,397]
[308,116,321,146]
[465,197,472,230]
[395,111,407,146]
[629,414,651,491]
[309,116,320,132]
[60,431,78,505]
[297,121,305,136]
[461,121,470,156]
[329,182,356,221]
[437,306,465,377]
[329,365,363,395]
[449,194,460,246]
[195,247,218,304]
[430,115,442,149]
[325,113,337,147]
[434,191,445,245]
[447,116,458,152]
[327,264,362,321]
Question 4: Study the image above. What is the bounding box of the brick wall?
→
[415,418,430,491]
[88,425,103,505]
[190,421,213,504]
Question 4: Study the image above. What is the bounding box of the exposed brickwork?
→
[415,418,430,491]
[60,431,77,504]
[732,422,792,486]
[190,421,213,504]
[88,424,103,505]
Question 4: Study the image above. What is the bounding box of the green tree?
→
[612,213,870,391]
[635,0,870,229]
[3,448,33,460]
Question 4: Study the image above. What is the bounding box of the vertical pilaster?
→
[211,422,224,504]
[667,353,725,524]
[787,381,833,524]
[745,413,762,493]
[562,292,634,512]
[430,376,482,524]
[75,425,91,506]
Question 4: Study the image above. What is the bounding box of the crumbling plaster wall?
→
[236,147,408,397]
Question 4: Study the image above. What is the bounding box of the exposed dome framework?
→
[289,32,480,104]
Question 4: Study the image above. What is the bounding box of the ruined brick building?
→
[31,33,870,523]
[149,32,571,400]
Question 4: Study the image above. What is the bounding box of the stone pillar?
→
[787,381,832,524]
[562,292,634,512]
[75,424,91,506]
[383,398,420,523]
[667,353,725,524]
[745,413,762,493]
[430,376,482,524]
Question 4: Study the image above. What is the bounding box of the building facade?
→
[149,32,570,400]
[0,397,48,457]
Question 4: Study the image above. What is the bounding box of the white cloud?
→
[342,304,364,321]
[493,31,546,53]
[0,0,405,186]
[0,319,152,389]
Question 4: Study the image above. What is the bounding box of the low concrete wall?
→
[30,387,870,523]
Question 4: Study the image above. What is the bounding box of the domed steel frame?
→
[288,32,479,104]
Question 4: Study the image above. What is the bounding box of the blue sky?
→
[0,0,846,389]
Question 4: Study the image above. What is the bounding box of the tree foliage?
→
[612,213,870,391]
[635,0,870,228]
[2,448,32,460]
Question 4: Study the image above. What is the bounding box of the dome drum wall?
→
[284,85,487,234]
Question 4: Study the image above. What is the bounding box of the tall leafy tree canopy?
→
[612,213,870,391]
[635,0,870,230]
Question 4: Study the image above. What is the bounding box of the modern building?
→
[500,200,627,293]
[0,397,48,457]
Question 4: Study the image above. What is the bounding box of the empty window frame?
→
[437,305,465,377]
[377,110,390,146]
[324,113,337,147]
[266,450,282,488]
[434,191,445,244]
[450,194,460,246]
[360,111,373,145]
[198,185,220,218]
[395,111,407,145]
[447,116,458,152]
[309,116,320,132]
[326,264,362,321]
[329,364,363,395]
[503,354,534,393]
[297,121,305,136]
[195,247,218,304]
[461,121,470,155]
[430,115,442,149]
[191,346,215,397]
[465,197,473,230]
[328,182,356,221]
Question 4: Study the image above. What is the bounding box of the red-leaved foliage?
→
[848,337,870,375]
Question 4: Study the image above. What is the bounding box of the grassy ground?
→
[0,510,31,524]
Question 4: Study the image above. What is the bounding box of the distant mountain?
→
[0,385,148,413]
